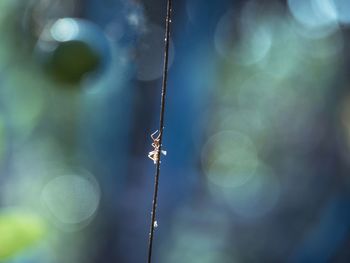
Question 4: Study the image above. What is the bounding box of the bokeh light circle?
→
[210,164,280,220]
[202,131,259,189]
[332,0,350,24]
[287,0,338,39]
[41,172,100,227]
[215,8,272,65]
[50,18,80,42]
[35,18,111,85]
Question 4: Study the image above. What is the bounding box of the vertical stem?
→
[147,0,172,262]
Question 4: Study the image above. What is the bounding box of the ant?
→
[148,130,167,164]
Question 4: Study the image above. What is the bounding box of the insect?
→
[148,130,167,164]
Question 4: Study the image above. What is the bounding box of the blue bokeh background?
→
[1,0,350,262]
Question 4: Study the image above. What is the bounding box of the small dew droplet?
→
[154,220,158,228]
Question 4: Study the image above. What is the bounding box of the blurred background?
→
[1,0,350,262]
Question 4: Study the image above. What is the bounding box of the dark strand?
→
[147,0,172,262]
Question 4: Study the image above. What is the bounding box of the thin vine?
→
[147,0,172,262]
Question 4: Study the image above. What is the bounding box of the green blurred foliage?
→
[0,211,47,260]
[48,40,100,84]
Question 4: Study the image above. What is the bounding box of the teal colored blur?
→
[1,0,350,262]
